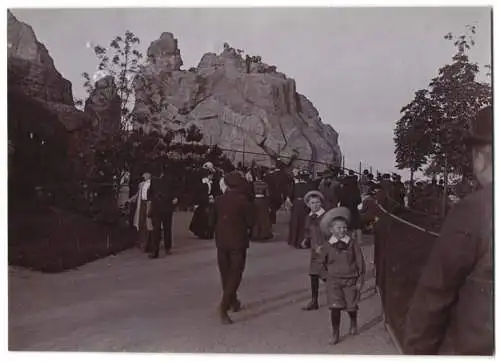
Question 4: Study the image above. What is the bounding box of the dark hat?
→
[466,106,493,146]
[319,207,351,235]
[224,171,245,188]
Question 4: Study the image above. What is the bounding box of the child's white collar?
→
[309,208,325,217]
[328,234,351,245]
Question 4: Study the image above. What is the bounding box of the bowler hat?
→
[304,190,324,205]
[465,106,493,146]
[319,207,351,235]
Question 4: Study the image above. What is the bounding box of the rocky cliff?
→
[7,10,121,189]
[133,33,341,169]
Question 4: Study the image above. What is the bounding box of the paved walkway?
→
[9,211,397,354]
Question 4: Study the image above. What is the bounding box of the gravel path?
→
[9,211,396,354]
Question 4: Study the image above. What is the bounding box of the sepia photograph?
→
[6,3,493,356]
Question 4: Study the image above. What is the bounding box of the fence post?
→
[243,137,246,165]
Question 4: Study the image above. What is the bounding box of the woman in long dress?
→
[251,169,273,241]
[189,168,218,239]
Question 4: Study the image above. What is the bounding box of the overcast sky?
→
[11,7,492,178]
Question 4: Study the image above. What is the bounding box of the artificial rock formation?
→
[8,10,121,152]
[7,10,124,194]
[84,75,122,136]
[133,33,341,169]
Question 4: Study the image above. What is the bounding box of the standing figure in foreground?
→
[403,106,493,355]
[317,207,366,345]
[214,171,255,325]
[301,191,327,311]
[148,169,179,259]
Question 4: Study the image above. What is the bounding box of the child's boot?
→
[348,310,358,335]
[329,308,341,345]
[302,275,319,310]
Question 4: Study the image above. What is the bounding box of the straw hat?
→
[304,190,324,205]
[319,207,351,235]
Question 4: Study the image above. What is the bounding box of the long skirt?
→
[189,203,215,239]
[251,198,273,241]
[287,198,309,247]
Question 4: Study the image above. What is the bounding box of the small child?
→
[317,207,366,345]
[300,190,327,311]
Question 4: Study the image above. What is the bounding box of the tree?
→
[394,89,437,201]
[75,31,143,130]
[394,25,491,179]
[394,89,434,173]
[426,25,492,178]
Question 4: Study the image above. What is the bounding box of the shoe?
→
[329,308,341,345]
[148,254,159,259]
[231,300,243,312]
[329,327,340,345]
[302,300,319,311]
[165,249,172,255]
[220,311,233,325]
[348,311,358,335]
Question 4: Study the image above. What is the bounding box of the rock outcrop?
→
[8,10,75,106]
[84,75,122,135]
[7,10,91,137]
[8,11,121,163]
[133,33,341,169]
[7,10,121,193]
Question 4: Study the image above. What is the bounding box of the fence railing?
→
[372,194,442,353]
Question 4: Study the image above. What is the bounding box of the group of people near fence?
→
[123,105,493,353]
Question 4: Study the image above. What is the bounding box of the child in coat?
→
[317,207,366,345]
[300,190,327,310]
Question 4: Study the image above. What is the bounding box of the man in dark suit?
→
[214,171,255,324]
[148,168,178,259]
[403,106,493,355]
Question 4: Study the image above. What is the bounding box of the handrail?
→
[375,200,440,237]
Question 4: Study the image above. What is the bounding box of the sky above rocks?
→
[11,7,491,179]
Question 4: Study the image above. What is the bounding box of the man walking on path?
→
[214,171,255,324]
[403,106,493,355]
[148,168,179,259]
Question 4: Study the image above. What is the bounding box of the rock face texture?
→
[7,10,122,195]
[8,10,75,106]
[84,76,122,136]
[7,11,120,153]
[133,33,341,169]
